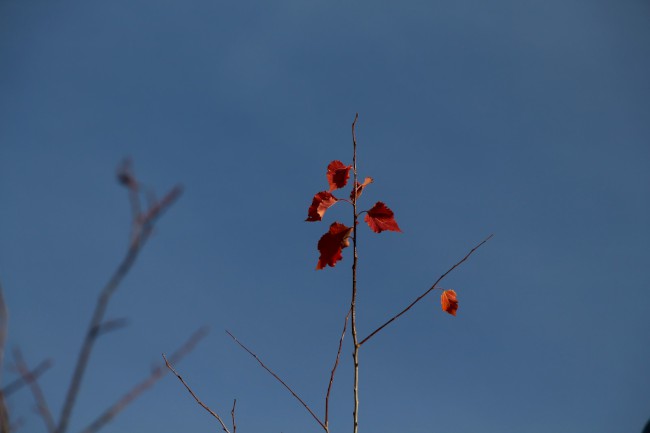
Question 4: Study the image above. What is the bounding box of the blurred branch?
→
[0,281,10,433]
[164,355,232,433]
[78,327,208,433]
[94,318,130,337]
[2,359,53,397]
[359,234,494,346]
[324,308,350,430]
[13,348,55,433]
[225,330,327,432]
[54,163,183,433]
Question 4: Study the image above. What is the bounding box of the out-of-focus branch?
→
[359,234,494,346]
[54,164,183,433]
[324,308,350,430]
[2,359,53,397]
[94,318,130,337]
[164,355,232,433]
[13,348,55,433]
[78,327,208,433]
[0,281,10,433]
[226,330,327,432]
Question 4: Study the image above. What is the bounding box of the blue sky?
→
[1,1,649,432]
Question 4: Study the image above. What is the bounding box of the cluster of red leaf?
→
[306,160,401,270]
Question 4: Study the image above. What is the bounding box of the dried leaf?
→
[327,161,352,191]
[316,222,352,270]
[306,191,339,222]
[350,177,374,201]
[441,290,458,316]
[364,201,401,233]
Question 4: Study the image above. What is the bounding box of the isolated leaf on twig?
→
[441,290,459,316]
[306,192,339,222]
[327,161,352,191]
[316,222,352,270]
[350,177,373,201]
[364,202,401,233]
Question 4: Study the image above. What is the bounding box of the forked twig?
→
[2,359,53,397]
[324,308,350,429]
[225,330,327,431]
[78,327,208,433]
[13,348,56,433]
[230,399,237,433]
[359,234,494,346]
[164,355,232,433]
[55,167,183,433]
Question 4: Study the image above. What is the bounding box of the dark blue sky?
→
[1,1,649,432]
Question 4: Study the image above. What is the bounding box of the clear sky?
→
[1,1,649,432]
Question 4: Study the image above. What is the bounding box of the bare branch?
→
[55,165,183,433]
[163,354,231,433]
[325,308,350,429]
[225,330,327,431]
[78,327,208,433]
[359,234,494,346]
[94,318,130,337]
[2,359,53,397]
[350,112,360,433]
[230,399,237,433]
[13,347,56,433]
[0,281,10,433]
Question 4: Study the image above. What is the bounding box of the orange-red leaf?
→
[316,222,352,270]
[327,161,352,191]
[364,202,401,233]
[350,177,373,201]
[306,191,338,222]
[441,290,459,316]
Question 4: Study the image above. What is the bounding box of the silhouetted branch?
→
[230,399,237,433]
[2,359,53,397]
[225,330,327,432]
[359,234,494,346]
[54,164,183,433]
[13,348,56,433]
[164,354,232,433]
[78,327,208,433]
[324,308,350,429]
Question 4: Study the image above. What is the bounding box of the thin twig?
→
[359,234,494,346]
[2,359,53,397]
[78,327,208,433]
[230,399,237,433]
[324,308,351,429]
[163,354,231,433]
[13,347,56,433]
[0,282,10,433]
[225,330,327,431]
[350,113,360,433]
[55,176,182,433]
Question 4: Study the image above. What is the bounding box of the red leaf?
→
[350,177,373,201]
[441,290,459,316]
[306,191,339,222]
[316,222,352,270]
[364,202,401,233]
[327,161,352,191]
